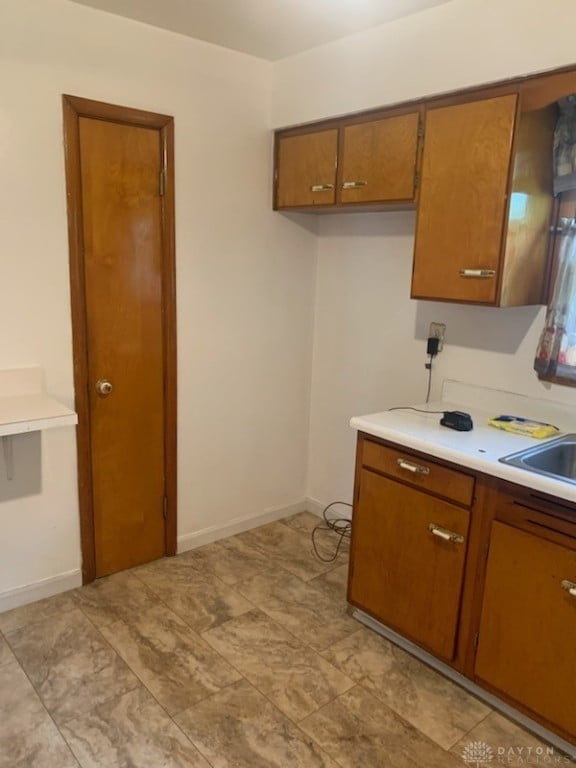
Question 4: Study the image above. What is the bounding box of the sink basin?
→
[499,434,576,485]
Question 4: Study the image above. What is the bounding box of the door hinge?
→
[473,632,479,650]
[417,123,424,139]
[163,495,168,519]
[414,171,420,189]
[159,168,166,197]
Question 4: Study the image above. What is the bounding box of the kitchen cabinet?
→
[475,496,576,741]
[348,431,576,747]
[339,113,420,205]
[275,129,338,208]
[274,110,420,211]
[348,438,474,661]
[411,95,556,305]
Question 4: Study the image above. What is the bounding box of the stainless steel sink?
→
[499,434,576,485]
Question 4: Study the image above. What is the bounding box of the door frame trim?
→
[62,94,177,583]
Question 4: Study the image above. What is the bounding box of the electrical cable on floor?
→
[311,501,353,563]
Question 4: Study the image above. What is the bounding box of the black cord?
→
[425,354,433,403]
[387,406,445,414]
[311,501,352,563]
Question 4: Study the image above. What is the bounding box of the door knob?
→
[96,379,113,396]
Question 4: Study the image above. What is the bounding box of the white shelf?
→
[0,367,77,439]
[0,393,77,437]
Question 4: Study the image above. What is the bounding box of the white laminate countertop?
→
[350,380,576,505]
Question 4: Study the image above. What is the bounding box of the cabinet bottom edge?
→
[352,609,576,757]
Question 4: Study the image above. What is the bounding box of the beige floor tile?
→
[238,521,342,581]
[134,555,252,633]
[282,511,351,560]
[451,711,569,765]
[180,536,271,585]
[300,684,465,768]
[60,686,210,768]
[0,634,15,668]
[75,570,162,628]
[235,568,358,651]
[322,627,491,750]
[7,607,140,725]
[308,563,349,607]
[0,660,79,768]
[100,603,242,716]
[0,591,78,635]
[176,679,340,768]
[203,609,354,721]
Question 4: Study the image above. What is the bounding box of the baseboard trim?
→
[0,569,82,613]
[353,609,576,759]
[177,500,308,553]
[305,497,352,520]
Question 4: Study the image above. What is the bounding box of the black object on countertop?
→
[440,411,474,431]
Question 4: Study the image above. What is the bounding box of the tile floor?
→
[0,512,557,767]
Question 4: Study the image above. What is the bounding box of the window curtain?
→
[534,222,576,380]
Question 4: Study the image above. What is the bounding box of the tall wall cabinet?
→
[273,65,576,307]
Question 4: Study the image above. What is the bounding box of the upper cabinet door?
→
[412,95,518,304]
[340,112,420,204]
[275,129,338,208]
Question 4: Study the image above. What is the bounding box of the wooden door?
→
[275,129,338,208]
[349,468,470,661]
[412,94,518,303]
[475,521,576,738]
[340,113,420,204]
[63,96,177,581]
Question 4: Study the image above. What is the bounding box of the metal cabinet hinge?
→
[159,168,166,197]
[417,123,424,139]
[414,172,420,189]
[473,632,479,650]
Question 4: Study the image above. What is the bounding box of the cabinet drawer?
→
[362,439,475,506]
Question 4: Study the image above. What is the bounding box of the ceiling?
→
[70,0,452,61]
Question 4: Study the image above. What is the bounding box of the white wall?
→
[0,0,317,602]
[271,0,576,510]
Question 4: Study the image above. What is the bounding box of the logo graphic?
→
[462,741,495,767]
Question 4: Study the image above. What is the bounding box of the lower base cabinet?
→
[349,467,470,661]
[348,432,576,747]
[475,520,576,739]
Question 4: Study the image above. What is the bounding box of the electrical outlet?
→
[429,322,446,352]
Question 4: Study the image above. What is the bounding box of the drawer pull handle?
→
[310,183,334,192]
[561,580,576,597]
[342,180,368,189]
[459,269,496,279]
[428,523,464,544]
[396,458,430,475]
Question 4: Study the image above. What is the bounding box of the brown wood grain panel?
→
[349,468,470,662]
[340,113,419,204]
[361,438,475,507]
[475,521,576,739]
[500,106,556,306]
[276,129,338,208]
[412,94,518,304]
[62,95,177,582]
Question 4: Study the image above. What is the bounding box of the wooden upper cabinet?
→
[274,111,421,211]
[412,94,555,305]
[412,95,517,304]
[275,129,338,208]
[340,112,420,204]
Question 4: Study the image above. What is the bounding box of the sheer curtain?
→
[534,220,576,381]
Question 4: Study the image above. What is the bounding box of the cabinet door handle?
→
[459,269,496,279]
[342,180,368,189]
[561,580,576,597]
[310,183,334,192]
[396,458,430,475]
[428,523,464,544]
